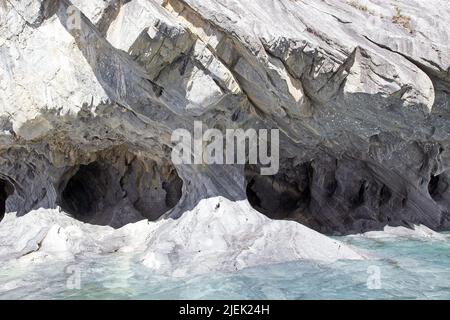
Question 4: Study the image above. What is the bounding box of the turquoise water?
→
[1,235,450,299]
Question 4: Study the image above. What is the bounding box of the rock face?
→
[0,0,449,238]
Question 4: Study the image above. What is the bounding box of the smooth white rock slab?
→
[352,224,449,241]
[0,197,364,276]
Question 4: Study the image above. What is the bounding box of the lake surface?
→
[1,234,450,299]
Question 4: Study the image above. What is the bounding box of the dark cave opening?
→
[58,154,183,228]
[244,155,416,235]
[60,162,105,221]
[245,161,312,222]
[350,180,367,209]
[0,178,14,222]
[428,174,440,200]
[428,173,449,202]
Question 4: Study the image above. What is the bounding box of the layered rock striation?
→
[0,0,449,239]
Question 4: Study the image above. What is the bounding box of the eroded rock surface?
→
[0,0,449,240]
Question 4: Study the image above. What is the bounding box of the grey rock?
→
[0,0,449,235]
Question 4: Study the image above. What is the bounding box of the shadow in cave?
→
[428,175,442,201]
[244,155,439,235]
[0,178,14,222]
[58,157,183,228]
[245,162,313,223]
[60,162,105,222]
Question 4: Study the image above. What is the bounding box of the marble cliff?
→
[0,0,449,273]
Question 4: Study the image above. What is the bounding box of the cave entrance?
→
[0,178,14,222]
[245,161,313,223]
[58,153,183,228]
[429,175,440,200]
[60,162,105,222]
[428,173,449,202]
[245,154,416,235]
